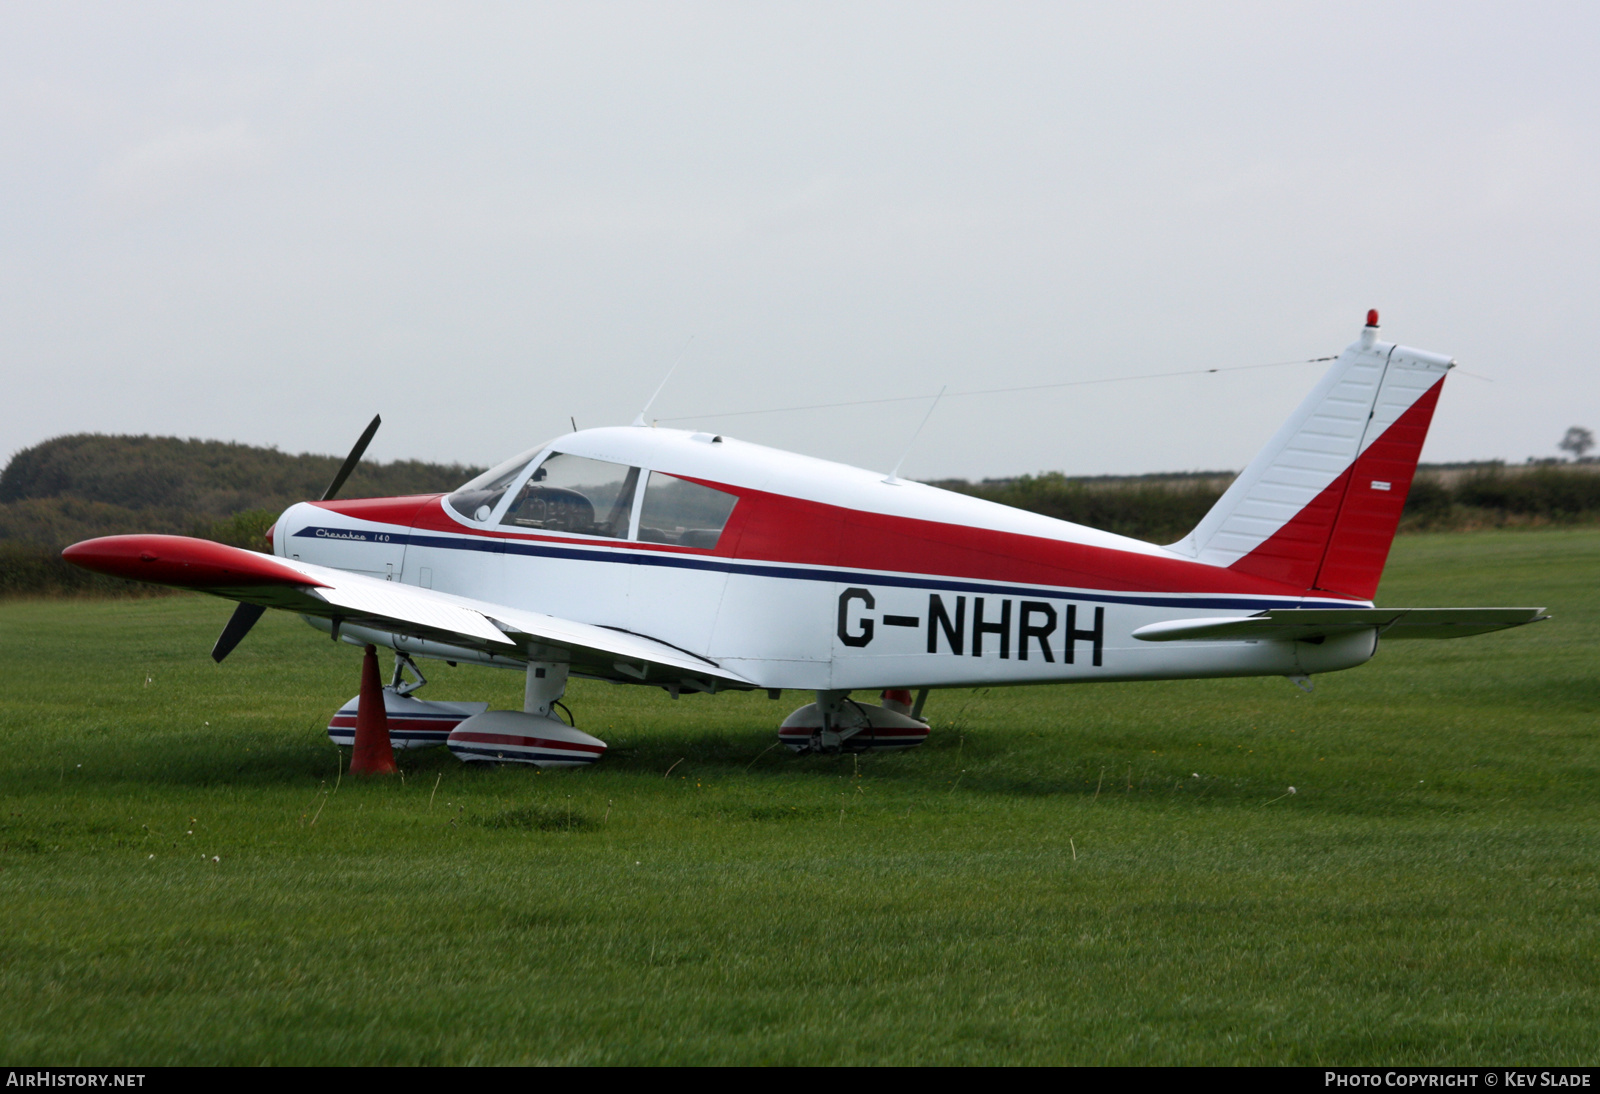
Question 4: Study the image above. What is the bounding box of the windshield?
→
[445,443,549,521]
[501,452,640,539]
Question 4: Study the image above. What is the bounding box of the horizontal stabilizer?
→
[1132,607,1548,643]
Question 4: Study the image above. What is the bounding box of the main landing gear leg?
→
[810,689,854,753]
[525,661,571,719]
[911,688,929,721]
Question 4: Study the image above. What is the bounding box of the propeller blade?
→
[212,602,267,663]
[320,414,382,501]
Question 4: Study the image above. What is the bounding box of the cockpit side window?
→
[637,472,739,549]
[500,452,640,539]
[445,445,545,521]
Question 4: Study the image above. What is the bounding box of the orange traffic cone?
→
[350,644,398,775]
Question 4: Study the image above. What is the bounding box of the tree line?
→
[0,434,481,596]
[935,464,1600,541]
[3,433,1598,596]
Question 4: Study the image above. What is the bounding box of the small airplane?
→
[63,311,1547,771]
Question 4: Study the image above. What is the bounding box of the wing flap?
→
[311,581,513,646]
[1133,607,1548,643]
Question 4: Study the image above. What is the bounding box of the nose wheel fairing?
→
[327,689,489,749]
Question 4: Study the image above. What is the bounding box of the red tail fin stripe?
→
[1223,468,1352,590]
[1229,377,1444,598]
[1311,377,1445,598]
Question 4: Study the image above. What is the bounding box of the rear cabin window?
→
[500,453,639,539]
[637,472,739,549]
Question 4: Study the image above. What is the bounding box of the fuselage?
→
[273,426,1378,691]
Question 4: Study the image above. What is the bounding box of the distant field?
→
[1,529,1597,1065]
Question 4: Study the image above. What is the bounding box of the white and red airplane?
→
[63,312,1546,770]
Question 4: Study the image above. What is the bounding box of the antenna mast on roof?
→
[884,386,947,485]
[633,335,696,426]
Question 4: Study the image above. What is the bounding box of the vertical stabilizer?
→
[1168,313,1453,600]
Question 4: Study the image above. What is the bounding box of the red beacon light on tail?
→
[1366,309,1380,327]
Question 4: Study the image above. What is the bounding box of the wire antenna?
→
[657,355,1336,424]
[884,386,946,485]
[633,335,696,426]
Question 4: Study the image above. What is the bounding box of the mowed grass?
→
[1,529,1597,1065]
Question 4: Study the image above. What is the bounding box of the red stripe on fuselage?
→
[337,484,1326,599]
[310,495,438,525]
[728,490,1318,596]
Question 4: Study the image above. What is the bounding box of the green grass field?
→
[2,529,1597,1065]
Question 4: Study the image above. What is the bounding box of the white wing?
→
[234,557,753,690]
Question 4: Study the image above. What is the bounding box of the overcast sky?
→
[3,2,1596,482]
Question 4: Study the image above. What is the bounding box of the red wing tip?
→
[60,535,327,590]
